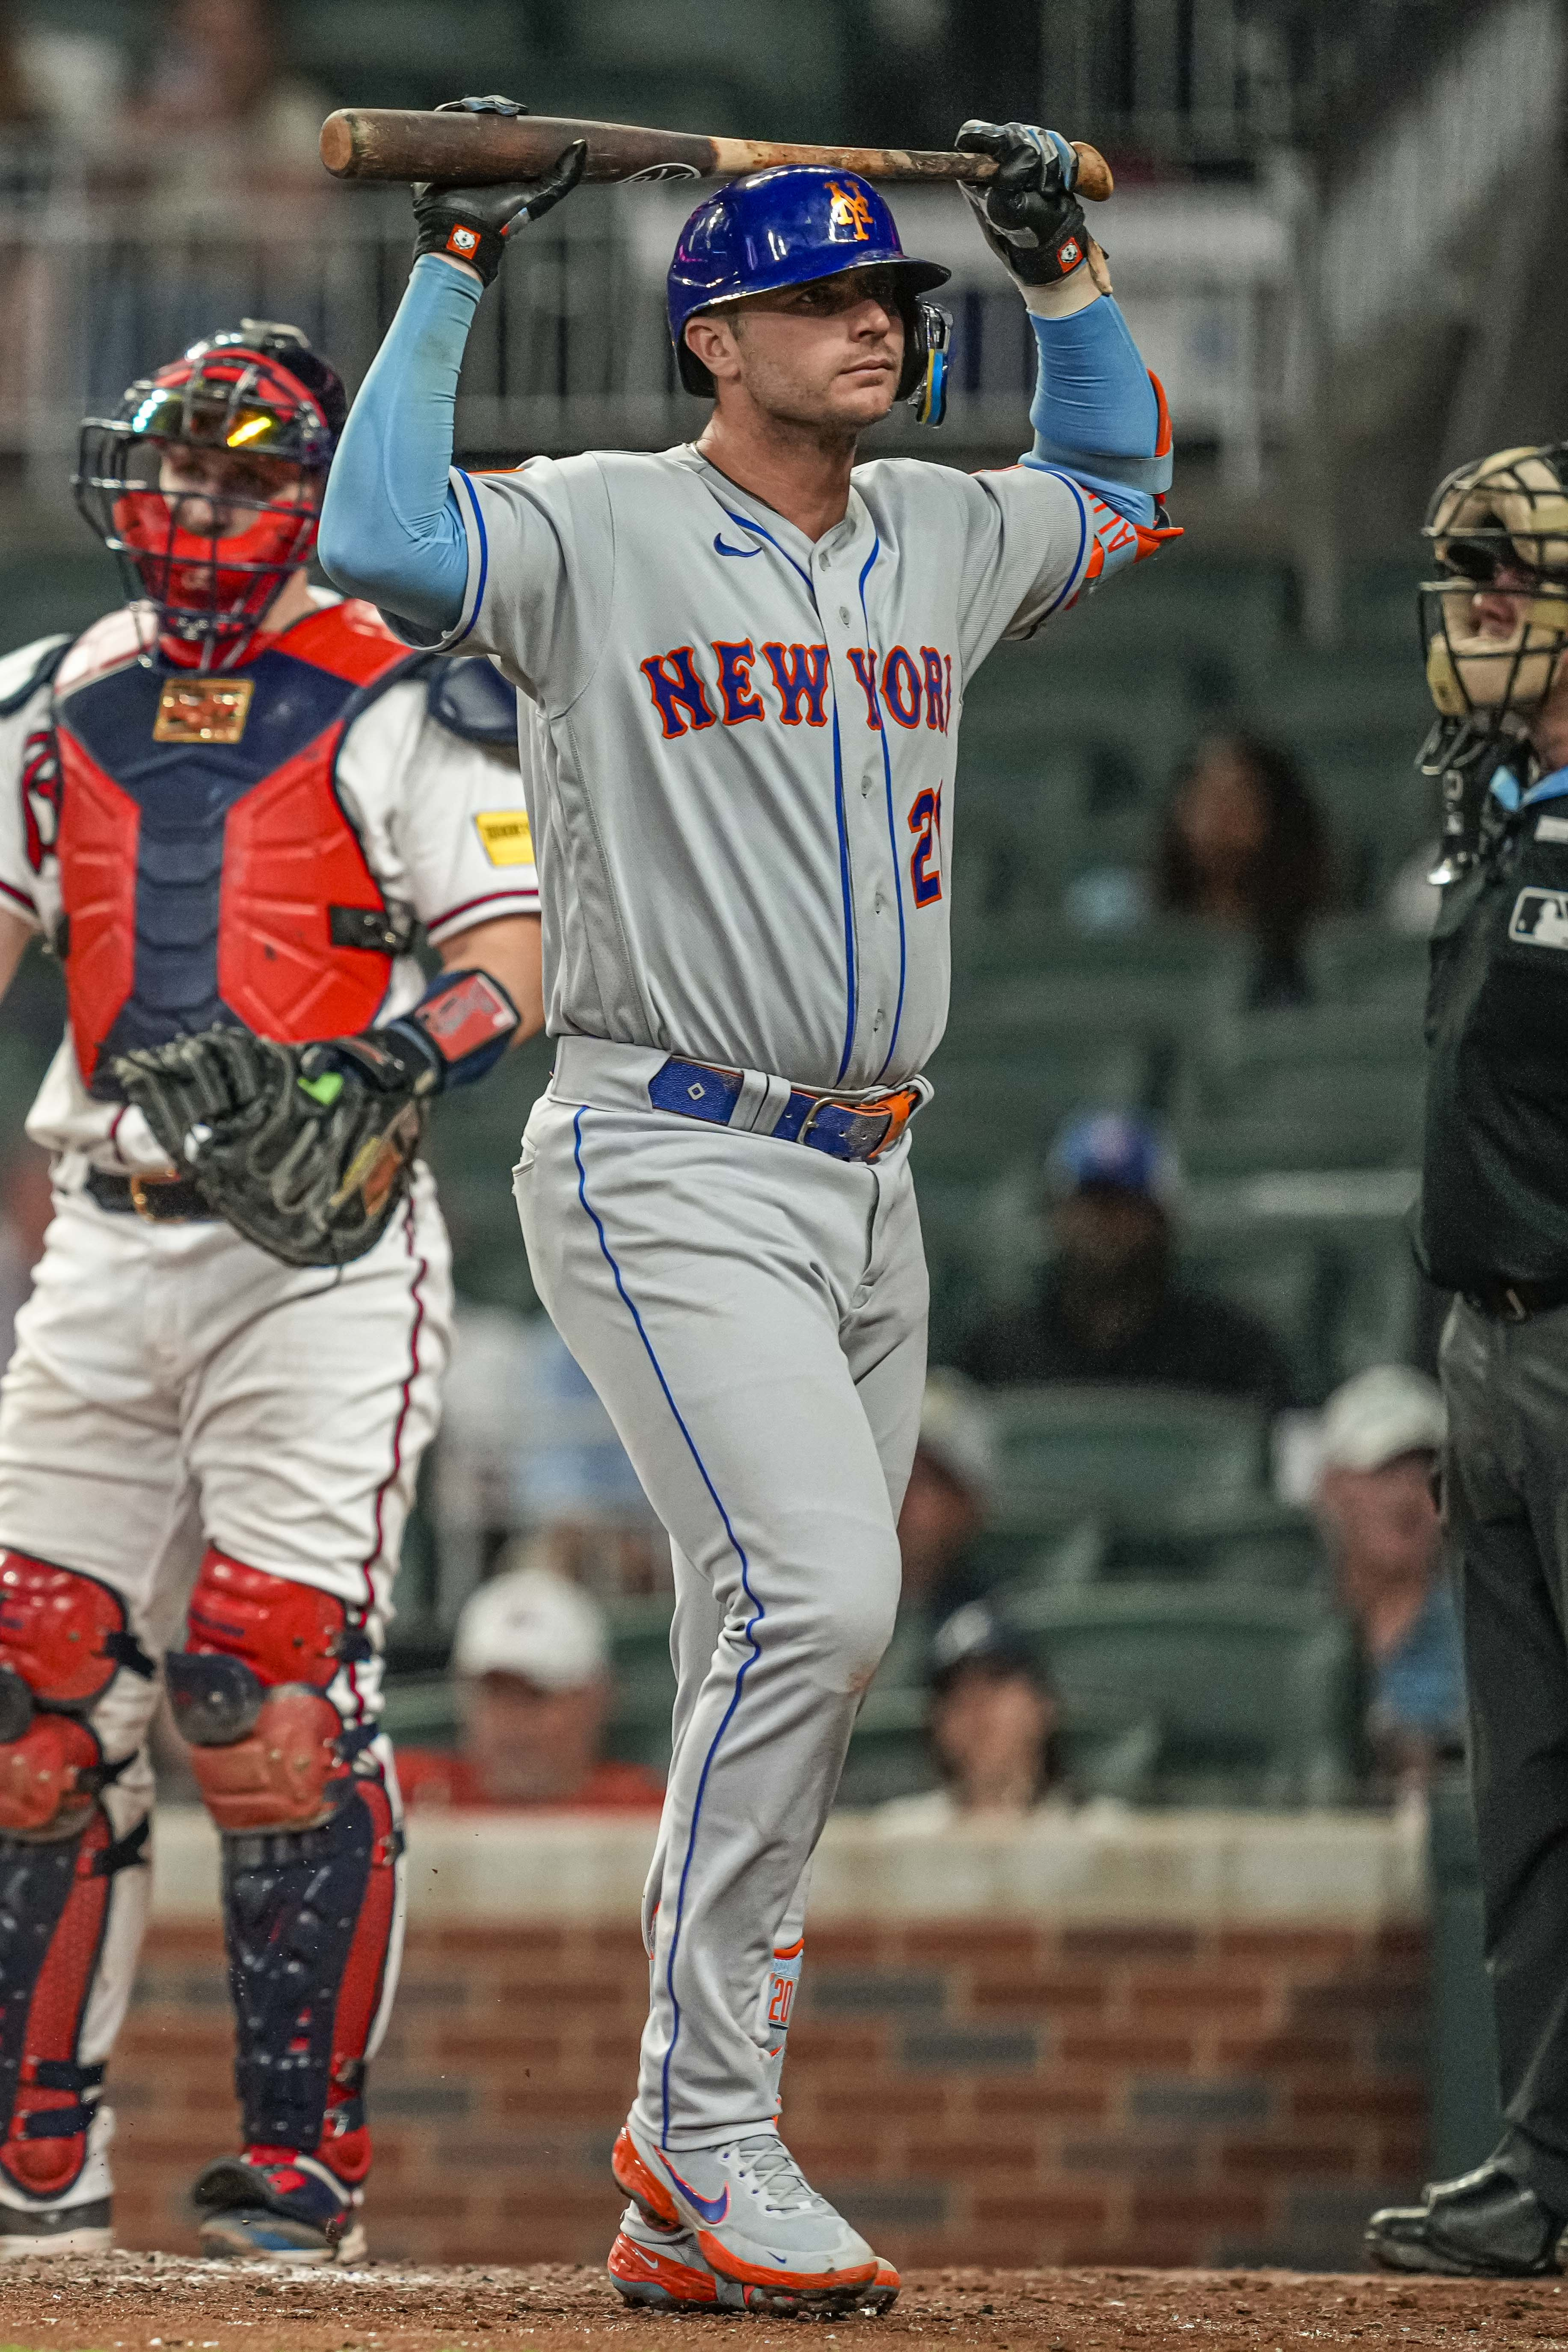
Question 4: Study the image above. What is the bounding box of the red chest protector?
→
[49,601,426,1097]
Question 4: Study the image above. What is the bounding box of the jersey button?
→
[838,605,853,625]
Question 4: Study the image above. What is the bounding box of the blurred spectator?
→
[1314,1365,1464,1796]
[897,1371,995,1624]
[511,1318,663,1592]
[0,1141,52,1372]
[429,1308,663,1629]
[397,1551,665,1812]
[113,0,330,224]
[877,1605,1078,1828]
[957,1111,1297,1412]
[9,7,125,146]
[1154,732,1336,1005]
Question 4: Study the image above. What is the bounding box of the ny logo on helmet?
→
[827,181,874,240]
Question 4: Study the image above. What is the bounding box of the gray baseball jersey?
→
[415,445,1092,1090]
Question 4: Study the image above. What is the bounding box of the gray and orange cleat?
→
[610,2120,899,2316]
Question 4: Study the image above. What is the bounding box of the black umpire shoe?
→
[1366,2162,1566,2276]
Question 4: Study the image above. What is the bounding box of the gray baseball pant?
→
[513,1048,926,2151]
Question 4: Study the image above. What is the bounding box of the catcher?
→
[0,320,541,2262]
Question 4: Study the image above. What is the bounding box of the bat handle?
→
[1071,142,1113,202]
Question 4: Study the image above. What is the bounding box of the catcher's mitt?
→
[115,1026,425,1268]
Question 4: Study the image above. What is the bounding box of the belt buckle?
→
[793,1092,830,1149]
[128,1175,178,1222]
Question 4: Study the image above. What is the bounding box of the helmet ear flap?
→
[904,299,951,427]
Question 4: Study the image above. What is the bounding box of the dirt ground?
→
[0,2257,1566,2352]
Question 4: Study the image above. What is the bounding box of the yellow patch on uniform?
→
[152,675,254,744]
[474,809,534,866]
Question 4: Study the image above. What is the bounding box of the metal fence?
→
[0,176,1292,500]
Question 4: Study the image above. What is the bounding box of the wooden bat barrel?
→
[318,109,1114,202]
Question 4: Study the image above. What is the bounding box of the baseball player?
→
[0,320,541,2263]
[320,102,1175,2316]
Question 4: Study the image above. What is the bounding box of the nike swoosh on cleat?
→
[657,2150,731,2225]
[713,534,762,558]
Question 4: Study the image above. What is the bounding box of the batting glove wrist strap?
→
[411,96,587,287]
[955,119,1091,288]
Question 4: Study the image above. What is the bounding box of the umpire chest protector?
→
[1420,781,1568,1290]
[49,601,424,1097]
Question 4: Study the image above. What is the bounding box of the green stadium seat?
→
[379,1673,458,1745]
[603,1596,677,1770]
[423,1031,551,1311]
[1322,1227,1423,1389]
[1174,1078,1425,1180]
[1090,1495,1326,1589]
[985,1384,1269,1526]
[1180,1002,1426,1117]
[1308,918,1432,1008]
[1005,1581,1360,1806]
[912,1042,1150,1180]
[1175,1228,1326,1402]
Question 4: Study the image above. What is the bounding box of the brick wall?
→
[110,1916,1426,2272]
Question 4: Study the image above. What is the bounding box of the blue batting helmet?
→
[668,167,950,404]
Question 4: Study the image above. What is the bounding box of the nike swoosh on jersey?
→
[713,534,762,558]
[657,2149,731,2225]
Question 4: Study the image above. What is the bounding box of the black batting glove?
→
[954,120,1090,288]
[412,96,586,287]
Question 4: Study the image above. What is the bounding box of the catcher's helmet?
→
[667,167,952,421]
[74,321,346,672]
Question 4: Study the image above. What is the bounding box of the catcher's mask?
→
[74,320,346,672]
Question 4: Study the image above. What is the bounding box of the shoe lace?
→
[725,2135,829,2217]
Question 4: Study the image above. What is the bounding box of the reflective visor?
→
[125,386,297,453]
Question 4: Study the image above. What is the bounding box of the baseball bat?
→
[318,109,1114,201]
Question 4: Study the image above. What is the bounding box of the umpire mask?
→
[1420,443,1568,746]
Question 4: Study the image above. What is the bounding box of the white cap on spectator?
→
[452,1559,609,1691]
[1318,1365,1446,1475]
[918,1369,996,1505]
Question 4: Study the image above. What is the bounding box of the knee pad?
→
[0,1553,154,1838]
[166,1551,372,1835]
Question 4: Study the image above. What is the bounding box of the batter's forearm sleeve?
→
[317,258,478,634]
[1022,297,1168,526]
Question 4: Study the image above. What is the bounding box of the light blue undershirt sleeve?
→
[1020,296,1165,528]
[317,256,480,635]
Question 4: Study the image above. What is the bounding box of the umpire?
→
[1368,443,1568,2276]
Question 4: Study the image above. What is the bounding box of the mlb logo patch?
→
[445,224,481,257]
[1509,887,1568,948]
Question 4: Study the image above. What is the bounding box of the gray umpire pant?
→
[1443,1295,1568,2210]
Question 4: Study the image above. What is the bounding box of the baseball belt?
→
[85,1168,219,1223]
[647,1057,926,1164]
